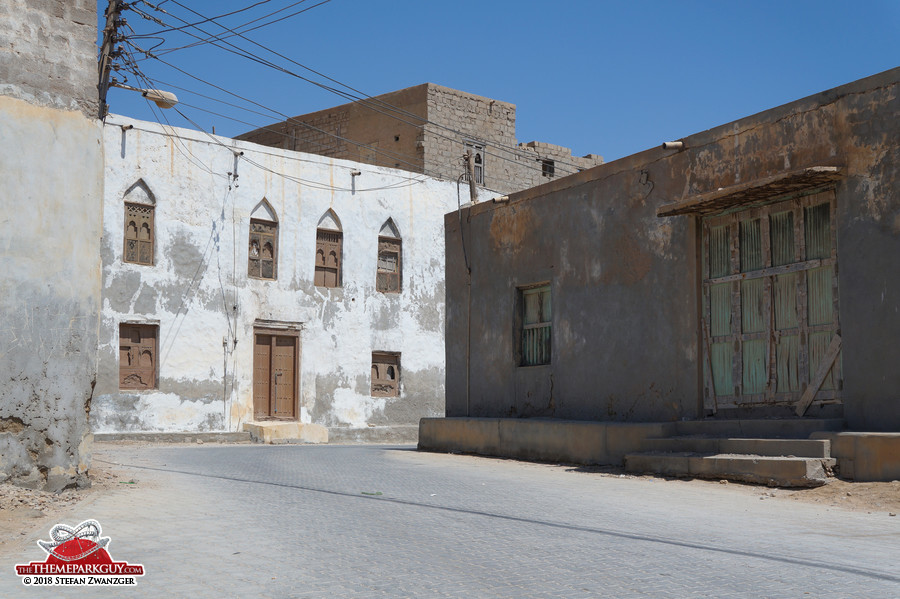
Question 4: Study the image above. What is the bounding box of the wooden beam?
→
[795,333,841,416]
[657,166,842,217]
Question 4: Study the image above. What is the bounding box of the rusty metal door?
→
[253,332,298,419]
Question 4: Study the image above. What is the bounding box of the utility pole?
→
[465,149,478,204]
[98,0,124,120]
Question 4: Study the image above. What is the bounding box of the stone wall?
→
[238,83,603,196]
[0,0,98,117]
[93,116,459,439]
[0,0,100,490]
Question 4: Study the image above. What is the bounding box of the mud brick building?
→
[238,83,604,195]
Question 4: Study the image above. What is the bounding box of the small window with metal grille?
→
[464,141,485,185]
[371,352,400,397]
[541,159,555,178]
[519,285,551,366]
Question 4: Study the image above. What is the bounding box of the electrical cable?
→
[129,2,593,178]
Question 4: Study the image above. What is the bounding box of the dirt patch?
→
[567,464,900,515]
[779,478,900,513]
[0,456,132,552]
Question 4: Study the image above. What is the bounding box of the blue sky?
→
[104,0,900,163]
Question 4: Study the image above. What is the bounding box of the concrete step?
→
[243,421,328,444]
[624,452,835,487]
[672,418,844,439]
[643,437,831,458]
[93,431,252,443]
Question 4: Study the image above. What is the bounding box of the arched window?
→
[371,352,400,397]
[123,180,156,265]
[249,200,278,280]
[377,218,402,293]
[315,210,342,288]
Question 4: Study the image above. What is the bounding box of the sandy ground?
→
[1,444,897,550]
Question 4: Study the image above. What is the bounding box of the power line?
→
[117,43,431,193]
[121,40,435,177]
[150,1,328,57]
[134,0,275,36]
[131,1,591,178]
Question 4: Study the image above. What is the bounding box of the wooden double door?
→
[253,330,299,420]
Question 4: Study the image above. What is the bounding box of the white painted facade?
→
[92,115,468,440]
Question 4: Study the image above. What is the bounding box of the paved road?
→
[2,444,898,598]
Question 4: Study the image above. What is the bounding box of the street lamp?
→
[109,82,178,109]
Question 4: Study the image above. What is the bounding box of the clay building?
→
[92,115,461,443]
[237,83,604,195]
[422,67,900,484]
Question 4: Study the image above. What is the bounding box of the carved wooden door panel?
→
[272,337,296,419]
[253,334,272,418]
[253,332,298,420]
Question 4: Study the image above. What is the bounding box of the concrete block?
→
[810,432,900,481]
[243,422,328,444]
[719,438,831,458]
[418,417,501,455]
[498,419,607,464]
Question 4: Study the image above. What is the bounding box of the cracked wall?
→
[446,67,900,430]
[0,0,101,491]
[93,116,462,439]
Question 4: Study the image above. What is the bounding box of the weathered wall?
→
[422,84,603,194]
[0,0,98,117]
[238,83,603,196]
[93,116,460,438]
[0,0,100,491]
[237,84,428,172]
[446,67,900,430]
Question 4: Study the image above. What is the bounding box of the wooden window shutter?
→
[249,219,277,280]
[376,237,401,293]
[315,229,342,288]
[371,352,400,397]
[124,202,154,265]
[119,324,157,390]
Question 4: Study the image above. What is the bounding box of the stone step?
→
[243,421,328,444]
[93,432,252,443]
[624,452,835,487]
[671,418,844,439]
[643,437,831,458]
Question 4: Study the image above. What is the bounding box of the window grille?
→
[124,202,154,265]
[520,285,551,366]
[376,237,401,293]
[249,219,278,280]
[315,229,342,288]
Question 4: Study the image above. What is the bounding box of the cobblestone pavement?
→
[2,444,898,598]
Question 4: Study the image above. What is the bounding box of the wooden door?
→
[272,337,296,418]
[701,190,841,412]
[252,332,298,419]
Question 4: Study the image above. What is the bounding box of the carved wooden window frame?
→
[315,228,342,288]
[371,352,400,397]
[119,323,158,390]
[376,236,401,293]
[248,219,278,280]
[124,202,154,265]
[701,188,841,411]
